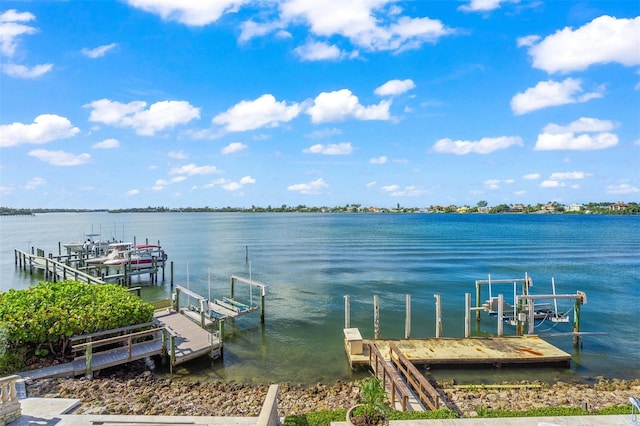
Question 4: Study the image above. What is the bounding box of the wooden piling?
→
[405,294,411,339]
[435,294,442,338]
[573,298,581,348]
[344,295,351,329]
[497,293,504,336]
[373,295,380,339]
[465,293,471,338]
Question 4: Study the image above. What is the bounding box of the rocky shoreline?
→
[26,364,639,418]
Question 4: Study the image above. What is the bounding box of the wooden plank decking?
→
[154,309,221,365]
[347,336,571,368]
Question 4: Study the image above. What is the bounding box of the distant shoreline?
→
[2,203,638,216]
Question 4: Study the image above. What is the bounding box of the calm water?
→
[1,212,638,384]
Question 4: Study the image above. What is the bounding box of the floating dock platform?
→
[345,334,571,368]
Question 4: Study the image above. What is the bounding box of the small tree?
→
[349,375,389,425]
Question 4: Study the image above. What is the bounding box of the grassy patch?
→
[476,404,632,418]
[283,404,633,425]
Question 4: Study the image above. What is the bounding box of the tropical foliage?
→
[0,280,153,371]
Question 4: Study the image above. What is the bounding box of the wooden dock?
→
[19,309,220,381]
[345,334,571,368]
[155,309,222,366]
[14,247,166,286]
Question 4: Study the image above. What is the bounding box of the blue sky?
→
[0,0,638,209]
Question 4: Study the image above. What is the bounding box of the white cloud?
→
[294,41,349,61]
[484,179,501,190]
[524,15,640,73]
[306,128,343,139]
[549,171,590,180]
[522,173,541,180]
[126,189,140,196]
[239,20,281,43]
[535,117,618,151]
[374,79,415,96]
[606,183,639,195]
[24,177,45,190]
[1,63,53,78]
[85,99,200,135]
[287,178,329,194]
[213,94,301,132]
[432,136,523,155]
[370,156,387,164]
[218,175,256,191]
[540,180,562,188]
[92,138,120,149]
[306,89,391,123]
[458,0,516,13]
[28,149,91,166]
[0,9,36,56]
[380,184,426,197]
[221,142,248,154]
[168,150,188,159]
[511,78,604,115]
[0,10,54,79]
[125,0,248,26]
[0,114,80,147]
[279,1,453,53]
[303,142,353,155]
[152,175,187,191]
[169,163,220,175]
[540,170,590,189]
[82,43,117,58]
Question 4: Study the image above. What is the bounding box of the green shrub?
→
[0,280,154,371]
[476,404,632,418]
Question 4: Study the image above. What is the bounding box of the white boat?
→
[103,244,167,269]
[63,234,114,254]
[85,242,133,265]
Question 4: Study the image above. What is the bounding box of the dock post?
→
[497,294,504,336]
[170,261,174,288]
[405,294,411,339]
[435,294,442,338]
[573,298,581,348]
[170,335,176,374]
[85,343,93,379]
[260,287,265,324]
[174,287,180,311]
[528,296,535,334]
[231,276,235,299]
[465,293,471,338]
[344,295,350,329]
[373,295,380,339]
[475,281,481,322]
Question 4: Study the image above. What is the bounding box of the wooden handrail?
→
[72,328,162,353]
[14,249,105,284]
[388,342,440,410]
[367,342,409,411]
[70,322,156,343]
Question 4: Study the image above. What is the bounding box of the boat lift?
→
[472,274,603,347]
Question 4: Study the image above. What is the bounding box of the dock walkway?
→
[18,309,220,381]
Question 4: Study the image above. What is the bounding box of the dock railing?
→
[14,248,105,285]
[367,342,410,411]
[388,342,440,411]
[71,322,165,378]
[0,375,21,425]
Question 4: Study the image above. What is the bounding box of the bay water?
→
[1,212,638,384]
